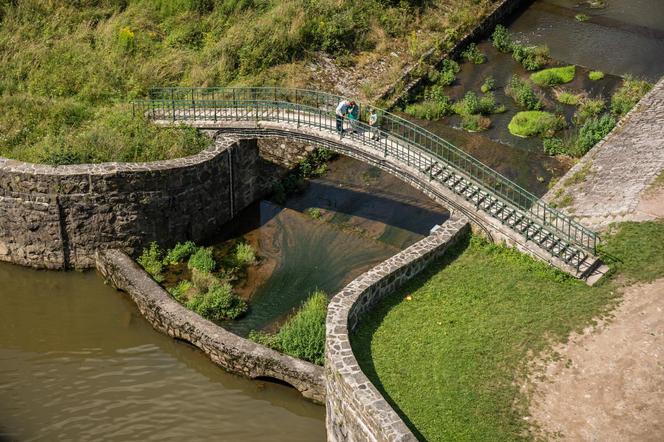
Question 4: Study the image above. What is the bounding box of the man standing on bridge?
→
[335,99,354,139]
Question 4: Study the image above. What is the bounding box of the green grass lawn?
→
[352,221,664,441]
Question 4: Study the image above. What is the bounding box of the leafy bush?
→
[138,242,165,282]
[512,44,549,71]
[480,76,496,93]
[191,267,220,293]
[491,25,512,52]
[574,97,605,124]
[452,91,504,116]
[575,114,616,155]
[575,13,589,22]
[249,291,327,365]
[234,243,256,266]
[405,99,453,120]
[188,247,216,273]
[186,283,248,321]
[429,59,460,87]
[542,137,566,155]
[530,65,575,87]
[505,75,543,110]
[307,207,323,219]
[461,43,485,64]
[588,70,605,81]
[610,76,652,116]
[168,280,193,303]
[164,241,198,265]
[508,111,565,138]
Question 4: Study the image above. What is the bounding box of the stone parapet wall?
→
[95,248,326,403]
[0,136,262,269]
[325,216,470,441]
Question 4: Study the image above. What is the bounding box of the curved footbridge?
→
[134,87,602,281]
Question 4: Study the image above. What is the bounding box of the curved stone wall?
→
[0,136,262,269]
[325,216,470,441]
[96,248,325,403]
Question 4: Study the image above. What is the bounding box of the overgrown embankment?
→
[0,0,503,165]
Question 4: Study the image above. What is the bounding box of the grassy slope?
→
[0,0,500,165]
[353,221,664,441]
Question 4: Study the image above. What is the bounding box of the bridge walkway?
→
[134,88,602,280]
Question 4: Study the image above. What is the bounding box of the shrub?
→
[508,111,565,138]
[186,283,248,321]
[461,43,485,64]
[512,44,549,71]
[575,114,616,155]
[138,242,164,282]
[405,99,453,120]
[542,137,566,155]
[480,76,496,93]
[163,241,198,265]
[461,114,491,132]
[307,207,323,219]
[188,247,216,273]
[575,13,589,22]
[588,70,605,81]
[249,291,327,365]
[452,91,504,116]
[505,75,543,110]
[234,242,256,266]
[554,88,584,106]
[574,97,605,124]
[530,65,575,87]
[168,280,193,303]
[611,76,652,116]
[491,25,512,52]
[191,267,220,292]
[429,59,460,87]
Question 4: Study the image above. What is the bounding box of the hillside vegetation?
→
[0,0,501,165]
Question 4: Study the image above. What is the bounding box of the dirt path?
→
[529,278,664,441]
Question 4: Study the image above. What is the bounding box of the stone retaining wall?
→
[325,216,471,441]
[0,136,261,269]
[95,248,326,403]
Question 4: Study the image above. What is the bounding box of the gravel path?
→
[529,278,664,441]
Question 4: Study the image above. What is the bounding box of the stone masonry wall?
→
[325,216,470,442]
[95,248,326,403]
[0,136,262,269]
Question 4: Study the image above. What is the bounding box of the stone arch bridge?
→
[134,87,602,281]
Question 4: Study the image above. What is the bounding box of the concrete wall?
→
[0,136,261,269]
[95,248,326,403]
[325,216,470,442]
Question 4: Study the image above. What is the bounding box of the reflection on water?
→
[0,263,324,442]
[510,0,664,82]
[220,156,448,335]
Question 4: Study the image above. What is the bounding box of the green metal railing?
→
[133,86,599,254]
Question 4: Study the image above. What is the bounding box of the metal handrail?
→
[133,86,599,253]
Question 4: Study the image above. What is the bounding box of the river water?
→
[0,155,445,441]
[0,264,325,441]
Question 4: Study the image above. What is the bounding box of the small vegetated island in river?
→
[404,24,653,158]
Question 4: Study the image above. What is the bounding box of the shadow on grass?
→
[350,231,471,441]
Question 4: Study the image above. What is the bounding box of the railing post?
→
[171,90,175,122]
